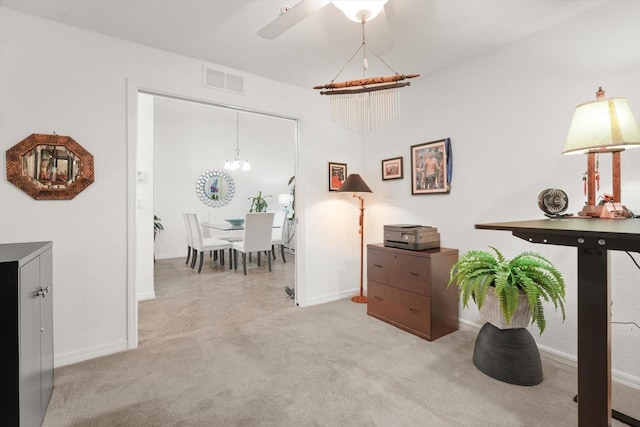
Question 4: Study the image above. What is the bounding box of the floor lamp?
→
[338,174,372,303]
[563,87,640,217]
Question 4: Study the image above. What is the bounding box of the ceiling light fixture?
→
[315,1,419,134]
[332,0,387,23]
[224,111,251,171]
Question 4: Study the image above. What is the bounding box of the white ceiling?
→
[1,0,609,90]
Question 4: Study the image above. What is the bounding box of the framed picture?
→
[328,162,347,191]
[411,138,452,195]
[381,157,403,180]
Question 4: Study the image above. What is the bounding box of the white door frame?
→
[126,79,300,349]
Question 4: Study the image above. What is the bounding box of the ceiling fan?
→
[257,0,391,41]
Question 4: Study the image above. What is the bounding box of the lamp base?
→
[351,295,367,304]
[579,203,633,219]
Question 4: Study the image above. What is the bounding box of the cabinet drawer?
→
[367,248,430,296]
[367,281,431,336]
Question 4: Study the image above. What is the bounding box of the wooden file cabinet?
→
[366,244,458,341]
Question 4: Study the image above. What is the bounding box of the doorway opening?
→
[127,82,299,349]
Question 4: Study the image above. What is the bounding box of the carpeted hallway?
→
[42,255,638,426]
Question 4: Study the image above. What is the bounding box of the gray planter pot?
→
[479,287,531,329]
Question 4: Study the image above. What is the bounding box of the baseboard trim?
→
[54,340,128,368]
[539,344,640,390]
[303,290,357,307]
[137,290,156,301]
[458,319,640,390]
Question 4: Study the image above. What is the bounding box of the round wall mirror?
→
[195,169,235,207]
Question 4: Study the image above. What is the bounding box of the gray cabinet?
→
[1,242,54,426]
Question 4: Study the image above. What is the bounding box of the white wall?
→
[1,2,639,386]
[0,7,359,366]
[136,93,155,300]
[152,97,296,260]
[362,0,640,383]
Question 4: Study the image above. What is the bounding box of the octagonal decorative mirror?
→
[6,133,94,200]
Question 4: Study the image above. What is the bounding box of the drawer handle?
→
[374,296,383,302]
[408,272,421,277]
[374,264,383,268]
[409,308,421,315]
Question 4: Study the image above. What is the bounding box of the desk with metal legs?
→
[476,218,640,427]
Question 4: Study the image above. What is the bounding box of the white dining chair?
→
[182,213,194,266]
[271,210,288,262]
[186,213,232,273]
[232,212,275,275]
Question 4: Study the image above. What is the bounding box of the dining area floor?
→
[140,252,296,347]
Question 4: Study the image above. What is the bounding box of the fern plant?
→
[448,246,566,334]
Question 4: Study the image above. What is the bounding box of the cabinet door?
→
[19,257,42,427]
[40,248,54,414]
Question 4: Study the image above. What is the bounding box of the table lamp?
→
[563,87,640,218]
[338,174,372,303]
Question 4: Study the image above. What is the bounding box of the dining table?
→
[201,222,281,231]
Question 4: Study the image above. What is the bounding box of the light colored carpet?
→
[43,255,638,426]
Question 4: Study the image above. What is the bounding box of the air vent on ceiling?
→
[203,66,244,94]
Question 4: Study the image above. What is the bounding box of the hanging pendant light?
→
[224,111,251,171]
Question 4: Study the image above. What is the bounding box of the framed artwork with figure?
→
[328,162,347,191]
[411,138,452,195]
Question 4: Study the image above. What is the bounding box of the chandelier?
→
[224,111,251,171]
[314,1,419,134]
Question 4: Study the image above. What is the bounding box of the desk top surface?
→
[476,218,640,244]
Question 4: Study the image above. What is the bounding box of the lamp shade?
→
[563,97,640,155]
[337,174,372,193]
[278,193,291,205]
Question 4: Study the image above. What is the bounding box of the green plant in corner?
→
[248,191,271,212]
[154,215,164,240]
[288,175,295,219]
[448,246,566,334]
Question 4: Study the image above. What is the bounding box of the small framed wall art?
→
[381,157,403,180]
[328,162,347,191]
[410,138,452,195]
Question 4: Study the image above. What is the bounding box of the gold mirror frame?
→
[6,133,94,200]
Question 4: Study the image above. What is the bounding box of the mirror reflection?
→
[6,133,94,200]
[23,144,81,189]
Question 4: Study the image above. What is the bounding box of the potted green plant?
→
[448,246,566,334]
[449,246,567,385]
[287,175,295,219]
[248,191,271,212]
[153,215,164,240]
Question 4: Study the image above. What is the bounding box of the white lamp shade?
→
[278,193,291,205]
[332,0,388,23]
[563,97,640,155]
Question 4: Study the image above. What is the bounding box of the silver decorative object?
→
[195,169,235,208]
